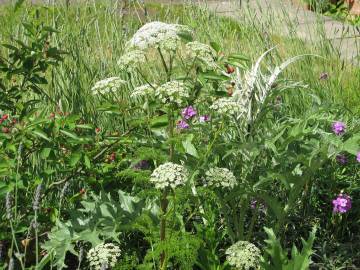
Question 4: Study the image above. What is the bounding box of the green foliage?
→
[261,227,317,270]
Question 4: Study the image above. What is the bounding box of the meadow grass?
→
[0,0,359,121]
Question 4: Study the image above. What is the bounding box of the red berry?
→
[95,127,101,133]
[226,65,235,74]
[2,127,10,133]
[2,114,8,120]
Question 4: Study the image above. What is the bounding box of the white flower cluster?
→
[205,167,237,189]
[91,77,126,95]
[117,50,146,71]
[126,21,193,51]
[186,41,217,69]
[155,81,190,106]
[131,84,157,99]
[226,241,261,270]
[150,162,188,189]
[87,243,121,270]
[210,97,244,117]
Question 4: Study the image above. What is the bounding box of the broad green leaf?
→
[32,129,51,142]
[182,135,199,158]
[69,152,82,167]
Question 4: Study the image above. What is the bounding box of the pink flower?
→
[199,115,210,123]
[332,193,352,214]
[181,106,197,120]
[177,120,189,129]
[332,121,346,135]
[357,152,360,163]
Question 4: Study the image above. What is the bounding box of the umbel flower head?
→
[186,41,217,69]
[150,162,188,189]
[91,77,126,95]
[205,167,237,189]
[226,241,261,270]
[131,84,157,99]
[87,243,121,270]
[126,21,193,51]
[117,50,146,71]
[155,81,190,106]
[210,97,244,118]
[332,193,352,214]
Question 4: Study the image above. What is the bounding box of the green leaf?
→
[210,41,221,53]
[182,134,199,158]
[342,135,360,155]
[32,129,51,142]
[84,155,91,169]
[60,129,80,140]
[69,152,82,167]
[40,148,52,159]
[150,114,168,128]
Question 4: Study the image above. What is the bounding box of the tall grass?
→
[0,0,359,124]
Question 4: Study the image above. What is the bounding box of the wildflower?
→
[205,167,237,189]
[226,241,261,270]
[336,154,347,165]
[150,162,188,189]
[33,184,42,211]
[357,152,360,163]
[155,81,190,106]
[177,119,190,129]
[332,121,346,135]
[5,192,12,220]
[95,128,101,134]
[199,115,210,122]
[130,84,157,99]
[186,41,217,69]
[133,160,151,170]
[117,50,146,71]
[332,193,352,214]
[181,106,197,120]
[210,97,244,118]
[87,243,121,270]
[126,21,193,51]
[91,77,126,95]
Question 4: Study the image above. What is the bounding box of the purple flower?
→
[177,120,189,129]
[336,154,347,165]
[250,199,257,209]
[199,115,210,123]
[181,106,197,120]
[332,193,352,214]
[133,160,150,170]
[332,121,346,135]
[357,152,360,163]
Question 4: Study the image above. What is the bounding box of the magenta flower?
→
[357,152,360,163]
[177,120,189,129]
[336,154,347,165]
[199,115,210,123]
[332,121,346,135]
[332,194,352,214]
[181,106,197,120]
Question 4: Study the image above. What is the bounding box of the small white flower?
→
[210,97,244,117]
[117,50,146,71]
[131,84,157,99]
[91,77,126,95]
[155,81,190,106]
[126,21,193,51]
[205,167,237,189]
[226,241,261,270]
[150,162,188,189]
[87,243,121,270]
[186,41,217,69]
